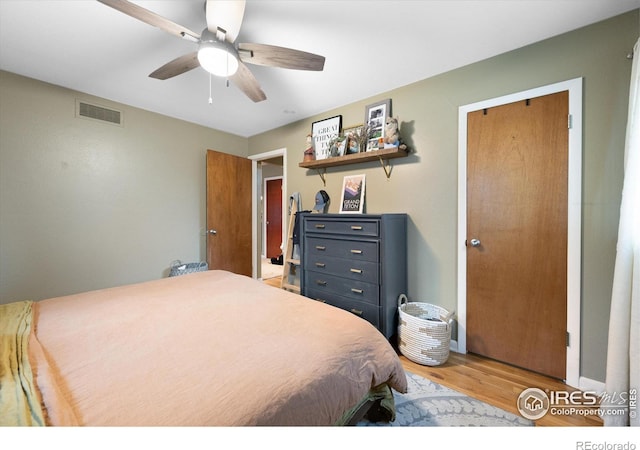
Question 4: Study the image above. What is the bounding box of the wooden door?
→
[206,150,252,277]
[466,92,568,379]
[265,178,282,258]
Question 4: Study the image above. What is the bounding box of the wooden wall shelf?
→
[298,145,408,184]
[298,145,409,186]
[298,145,408,170]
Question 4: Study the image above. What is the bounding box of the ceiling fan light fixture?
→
[198,30,239,77]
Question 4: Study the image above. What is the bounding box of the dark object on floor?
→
[270,255,283,265]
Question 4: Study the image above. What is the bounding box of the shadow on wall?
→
[399,119,416,152]
[405,216,454,339]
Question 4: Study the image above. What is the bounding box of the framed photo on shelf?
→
[311,115,342,160]
[343,124,363,154]
[340,174,366,214]
[334,136,347,157]
[364,99,391,151]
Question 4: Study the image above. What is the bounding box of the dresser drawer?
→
[304,218,379,237]
[307,290,380,328]
[305,254,379,284]
[305,237,379,262]
[303,272,379,305]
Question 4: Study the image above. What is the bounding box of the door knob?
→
[207,229,217,235]
[469,238,481,247]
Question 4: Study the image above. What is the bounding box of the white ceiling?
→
[1,1,638,137]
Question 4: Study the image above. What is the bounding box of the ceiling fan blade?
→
[149,52,199,80]
[238,43,325,71]
[230,61,267,103]
[205,0,246,43]
[97,0,200,41]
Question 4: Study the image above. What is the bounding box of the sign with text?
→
[312,115,342,160]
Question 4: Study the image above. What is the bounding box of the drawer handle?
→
[316,245,326,251]
[350,308,363,316]
[351,225,363,230]
[315,224,326,229]
[350,249,362,254]
[315,262,326,268]
[351,288,364,294]
[316,280,327,286]
[350,268,363,274]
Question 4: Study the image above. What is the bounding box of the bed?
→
[1,270,407,426]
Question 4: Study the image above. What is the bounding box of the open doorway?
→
[250,149,286,281]
[263,174,283,259]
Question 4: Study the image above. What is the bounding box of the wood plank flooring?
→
[263,276,282,288]
[262,277,602,427]
[401,352,602,426]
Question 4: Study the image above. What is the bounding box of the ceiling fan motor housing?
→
[197,28,239,76]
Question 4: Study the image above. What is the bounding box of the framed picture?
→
[343,124,363,154]
[364,99,391,151]
[311,115,342,160]
[334,136,347,157]
[340,174,366,214]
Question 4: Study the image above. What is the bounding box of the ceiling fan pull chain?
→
[208,72,213,104]
[226,52,230,88]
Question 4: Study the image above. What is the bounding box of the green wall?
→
[0,71,247,303]
[248,10,639,382]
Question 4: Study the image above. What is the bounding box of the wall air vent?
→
[76,100,123,126]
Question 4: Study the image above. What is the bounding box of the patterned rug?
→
[359,371,533,427]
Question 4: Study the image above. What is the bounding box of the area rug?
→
[359,371,533,426]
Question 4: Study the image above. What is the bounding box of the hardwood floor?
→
[400,352,603,426]
[263,276,282,288]
[261,277,602,427]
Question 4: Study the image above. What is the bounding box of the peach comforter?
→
[11,270,407,426]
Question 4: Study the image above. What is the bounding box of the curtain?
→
[604,37,640,427]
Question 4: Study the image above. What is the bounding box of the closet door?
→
[466,92,568,379]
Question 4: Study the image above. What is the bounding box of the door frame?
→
[456,78,583,387]
[249,148,287,280]
[262,175,283,257]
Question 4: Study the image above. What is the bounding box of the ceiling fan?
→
[97,0,326,102]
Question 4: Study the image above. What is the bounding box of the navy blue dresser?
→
[300,213,407,341]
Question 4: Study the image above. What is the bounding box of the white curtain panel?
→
[604,37,640,427]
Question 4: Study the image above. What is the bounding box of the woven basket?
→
[397,294,454,366]
[169,260,208,277]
